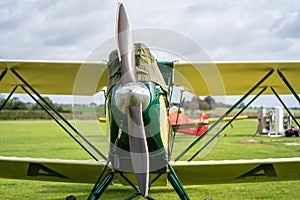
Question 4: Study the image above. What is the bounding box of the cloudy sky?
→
[1,0,299,61]
[1,0,299,106]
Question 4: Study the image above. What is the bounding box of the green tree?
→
[204,96,216,110]
[2,97,27,110]
[32,96,63,112]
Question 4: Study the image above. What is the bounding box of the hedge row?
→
[0,110,98,120]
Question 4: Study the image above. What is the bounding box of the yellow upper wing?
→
[174,61,300,96]
[1,60,299,96]
[0,60,108,95]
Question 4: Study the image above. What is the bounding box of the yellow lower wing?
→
[172,157,300,185]
[0,156,109,184]
[1,156,299,185]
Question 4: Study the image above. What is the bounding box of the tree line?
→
[1,95,220,111]
[0,95,224,120]
[182,96,220,111]
[0,95,107,120]
[0,96,65,112]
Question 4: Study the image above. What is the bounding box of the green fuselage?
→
[107,81,170,172]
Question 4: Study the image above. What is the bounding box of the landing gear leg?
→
[167,164,190,200]
[88,172,114,200]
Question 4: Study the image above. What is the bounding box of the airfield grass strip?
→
[0,119,299,199]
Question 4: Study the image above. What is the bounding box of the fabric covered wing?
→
[0,60,108,95]
[0,156,110,183]
[2,60,300,96]
[0,156,167,186]
[172,157,300,185]
[174,61,300,96]
[1,156,299,185]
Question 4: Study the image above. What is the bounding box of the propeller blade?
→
[116,2,136,83]
[116,3,149,197]
[128,103,149,197]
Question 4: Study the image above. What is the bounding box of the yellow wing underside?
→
[1,60,299,96]
[174,61,300,96]
[0,60,108,95]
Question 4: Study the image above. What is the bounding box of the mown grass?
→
[0,119,299,199]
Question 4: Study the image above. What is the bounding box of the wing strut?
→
[0,69,7,82]
[0,85,18,111]
[271,87,300,128]
[188,86,267,161]
[20,85,101,161]
[175,69,274,161]
[4,68,107,161]
[170,89,185,157]
[277,69,300,104]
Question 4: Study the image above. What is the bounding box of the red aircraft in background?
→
[169,106,248,136]
[169,107,209,136]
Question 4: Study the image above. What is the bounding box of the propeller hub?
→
[114,82,150,114]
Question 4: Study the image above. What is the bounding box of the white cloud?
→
[271,11,300,38]
[0,0,299,61]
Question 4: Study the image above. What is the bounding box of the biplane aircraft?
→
[1,3,300,200]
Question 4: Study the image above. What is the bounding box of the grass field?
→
[0,119,299,199]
